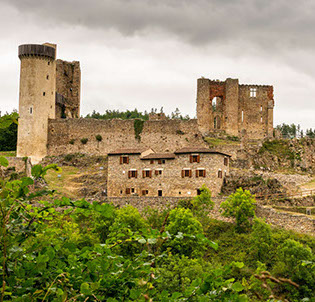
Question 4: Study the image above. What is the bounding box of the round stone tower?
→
[17,43,57,163]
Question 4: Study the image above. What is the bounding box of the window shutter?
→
[120,156,123,164]
[128,171,131,178]
[181,170,184,178]
[158,159,162,164]
[203,170,206,177]
[196,170,199,178]
[155,170,159,175]
[189,169,192,178]
[142,171,145,178]
[149,170,152,178]
[190,155,193,163]
[135,170,138,178]
[218,170,222,178]
[142,190,146,196]
[127,157,129,164]
[197,155,200,163]
[126,188,130,194]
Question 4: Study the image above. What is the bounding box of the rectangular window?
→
[30,107,33,114]
[150,160,154,164]
[142,170,152,178]
[155,169,163,175]
[196,169,206,177]
[142,190,149,196]
[46,75,49,80]
[190,154,200,163]
[218,170,223,178]
[131,188,135,193]
[128,170,137,178]
[43,92,46,96]
[224,157,228,166]
[182,169,192,178]
[120,156,129,164]
[250,88,257,98]
[158,159,166,164]
[158,190,163,197]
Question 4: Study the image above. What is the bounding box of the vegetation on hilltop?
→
[1,158,315,301]
[85,107,190,120]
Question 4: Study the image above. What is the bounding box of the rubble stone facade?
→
[197,78,274,139]
[107,148,230,197]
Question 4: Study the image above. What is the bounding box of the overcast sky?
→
[0,0,314,129]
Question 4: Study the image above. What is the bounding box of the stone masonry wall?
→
[47,118,207,156]
[238,85,274,139]
[256,205,315,235]
[56,60,81,118]
[107,152,229,197]
[196,78,274,140]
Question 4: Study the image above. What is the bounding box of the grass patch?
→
[0,151,16,157]
[259,140,296,161]
[204,137,240,147]
[45,166,80,198]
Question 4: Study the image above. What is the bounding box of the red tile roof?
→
[141,153,176,160]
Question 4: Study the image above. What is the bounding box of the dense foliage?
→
[1,160,315,301]
[85,108,190,120]
[276,123,315,139]
[0,112,18,151]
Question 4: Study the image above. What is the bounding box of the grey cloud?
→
[2,0,315,52]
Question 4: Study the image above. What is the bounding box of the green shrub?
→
[164,208,210,257]
[80,137,88,144]
[95,134,102,142]
[134,119,144,141]
[69,139,75,144]
[107,206,148,257]
[220,188,256,232]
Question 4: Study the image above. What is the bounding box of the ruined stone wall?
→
[105,196,190,211]
[107,152,229,197]
[256,205,315,235]
[196,77,274,140]
[47,118,207,156]
[56,60,81,118]
[238,85,274,139]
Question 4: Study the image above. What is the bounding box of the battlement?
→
[18,44,56,60]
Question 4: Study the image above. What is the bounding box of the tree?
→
[0,112,18,151]
[220,188,256,232]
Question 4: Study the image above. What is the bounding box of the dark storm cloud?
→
[3,0,315,51]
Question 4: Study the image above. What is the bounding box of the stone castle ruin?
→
[16,43,275,163]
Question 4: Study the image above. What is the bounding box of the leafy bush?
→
[80,137,88,144]
[164,208,212,257]
[220,188,256,232]
[95,134,102,142]
[69,139,75,144]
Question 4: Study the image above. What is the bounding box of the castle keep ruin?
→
[16,43,275,164]
[197,78,274,139]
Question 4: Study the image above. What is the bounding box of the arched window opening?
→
[212,97,217,111]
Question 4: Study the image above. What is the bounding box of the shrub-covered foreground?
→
[1,160,315,301]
